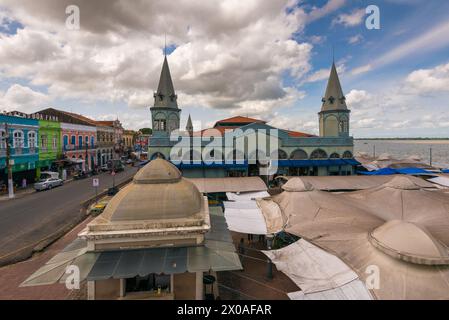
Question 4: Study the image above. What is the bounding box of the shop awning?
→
[277,159,358,167]
[187,177,267,193]
[20,239,99,287]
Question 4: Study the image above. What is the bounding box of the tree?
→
[139,128,152,135]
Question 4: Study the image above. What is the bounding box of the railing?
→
[63,144,98,151]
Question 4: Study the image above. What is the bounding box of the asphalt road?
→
[0,166,139,266]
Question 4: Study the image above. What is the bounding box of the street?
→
[0,166,139,266]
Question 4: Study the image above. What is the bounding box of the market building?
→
[148,56,357,178]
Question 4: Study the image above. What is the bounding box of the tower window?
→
[328,96,335,104]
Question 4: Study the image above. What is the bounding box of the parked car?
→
[34,177,64,191]
[125,159,133,164]
[100,164,109,172]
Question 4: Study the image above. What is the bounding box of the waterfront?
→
[355,140,449,168]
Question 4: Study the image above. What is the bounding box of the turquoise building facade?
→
[0,114,39,184]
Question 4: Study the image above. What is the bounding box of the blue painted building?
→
[0,114,39,184]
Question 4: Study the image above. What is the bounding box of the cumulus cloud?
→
[0,84,50,113]
[0,0,312,118]
[332,8,365,27]
[404,61,449,95]
[348,34,363,44]
[307,0,347,23]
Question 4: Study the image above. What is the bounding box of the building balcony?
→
[63,144,98,151]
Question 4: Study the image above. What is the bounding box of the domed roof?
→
[282,177,314,192]
[383,176,421,190]
[134,158,181,184]
[369,220,449,265]
[99,159,204,222]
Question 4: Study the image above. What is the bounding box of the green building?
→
[36,118,61,177]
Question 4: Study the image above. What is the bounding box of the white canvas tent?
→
[258,176,449,300]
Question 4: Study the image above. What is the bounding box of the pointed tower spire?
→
[321,62,347,112]
[186,114,193,136]
[154,56,178,109]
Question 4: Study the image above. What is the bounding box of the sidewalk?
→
[0,216,92,300]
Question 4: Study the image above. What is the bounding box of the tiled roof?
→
[214,116,266,126]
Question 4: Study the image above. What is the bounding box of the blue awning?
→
[343,159,361,166]
[358,168,397,175]
[358,167,434,176]
[277,159,355,167]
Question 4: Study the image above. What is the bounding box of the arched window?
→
[339,118,349,133]
[28,131,36,148]
[0,130,6,149]
[342,151,353,159]
[71,135,76,145]
[13,130,24,148]
[310,149,328,159]
[290,149,308,160]
[78,136,83,147]
[270,149,288,160]
[90,136,95,147]
[85,135,89,146]
[63,135,69,147]
[151,152,165,160]
[330,152,340,159]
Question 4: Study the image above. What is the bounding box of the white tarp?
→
[262,239,359,294]
[223,201,268,235]
[428,176,449,187]
[226,191,270,201]
[287,279,372,300]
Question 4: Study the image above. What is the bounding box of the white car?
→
[34,177,64,191]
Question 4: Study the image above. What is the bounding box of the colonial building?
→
[38,108,98,172]
[123,130,136,153]
[96,120,124,159]
[0,113,39,184]
[148,55,356,178]
[95,124,115,167]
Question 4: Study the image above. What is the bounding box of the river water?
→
[355,140,449,169]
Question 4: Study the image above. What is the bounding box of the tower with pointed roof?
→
[186,114,193,136]
[150,55,181,137]
[318,62,350,137]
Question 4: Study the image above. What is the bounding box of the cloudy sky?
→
[0,0,448,138]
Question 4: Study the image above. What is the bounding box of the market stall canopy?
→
[287,280,372,300]
[187,177,267,193]
[223,200,268,235]
[262,176,449,299]
[276,175,434,191]
[262,239,373,299]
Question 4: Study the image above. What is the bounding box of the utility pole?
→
[5,123,14,198]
